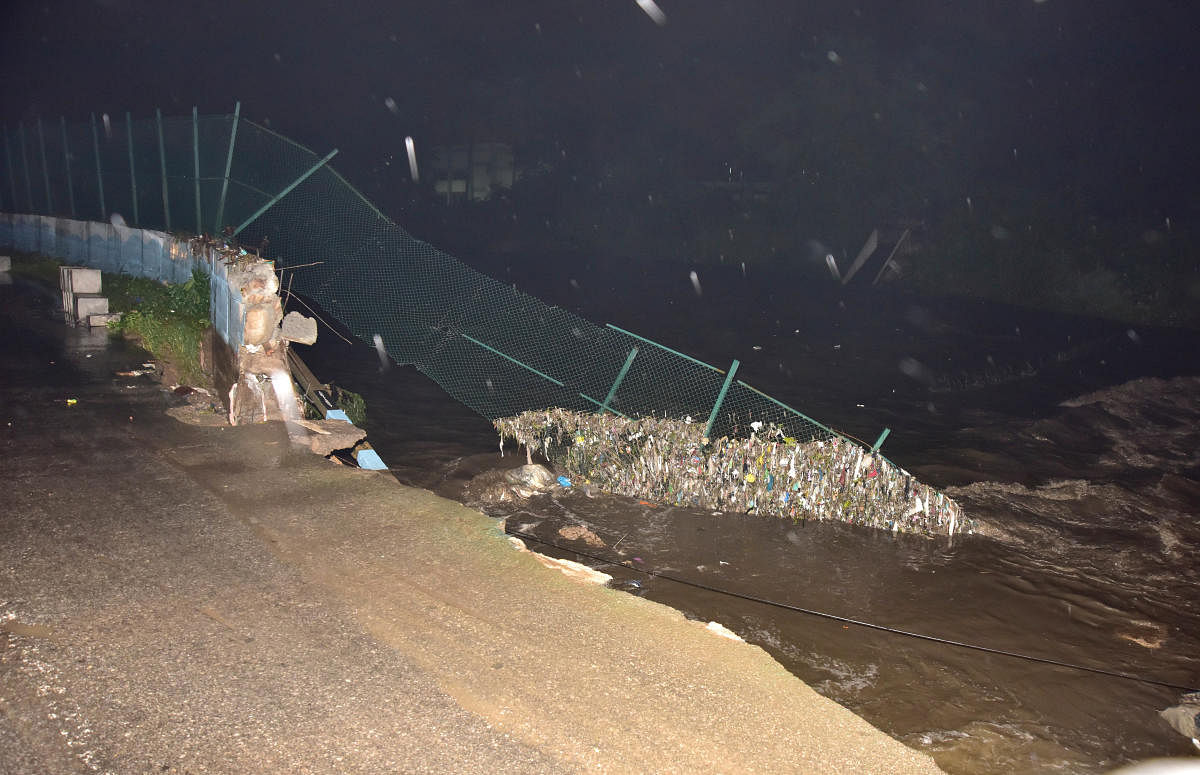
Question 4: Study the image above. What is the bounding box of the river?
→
[300,255,1200,773]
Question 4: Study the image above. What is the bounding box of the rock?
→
[243,302,282,346]
[230,261,279,305]
[504,464,557,490]
[1160,692,1200,749]
[228,375,266,426]
[295,418,368,456]
[228,373,288,425]
[280,311,318,345]
[558,524,605,547]
[240,346,287,377]
[229,260,283,346]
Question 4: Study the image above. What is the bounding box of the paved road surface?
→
[0,277,943,774]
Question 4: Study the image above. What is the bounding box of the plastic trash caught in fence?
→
[495,408,970,537]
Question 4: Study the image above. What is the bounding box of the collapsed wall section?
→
[0,212,293,425]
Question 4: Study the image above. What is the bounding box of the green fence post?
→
[598,346,638,416]
[156,108,170,231]
[871,427,891,454]
[233,148,338,236]
[90,114,106,218]
[125,112,139,226]
[60,117,76,218]
[214,101,240,233]
[18,124,33,212]
[36,118,54,213]
[704,359,740,441]
[192,106,202,233]
[3,127,18,212]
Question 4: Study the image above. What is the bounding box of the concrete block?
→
[87,312,122,327]
[74,293,109,321]
[243,302,281,346]
[280,311,318,344]
[59,265,77,315]
[65,266,102,294]
[0,255,10,271]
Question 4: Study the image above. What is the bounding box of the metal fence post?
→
[126,112,140,226]
[60,117,76,218]
[598,347,638,416]
[91,114,106,218]
[233,148,338,236]
[192,106,202,233]
[156,108,170,231]
[18,124,33,212]
[871,428,891,454]
[215,101,240,234]
[704,359,740,441]
[36,118,54,213]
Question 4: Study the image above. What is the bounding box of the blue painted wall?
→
[1,212,244,350]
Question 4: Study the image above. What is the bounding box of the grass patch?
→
[107,270,212,386]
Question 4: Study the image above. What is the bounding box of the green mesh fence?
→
[0,108,854,451]
[2,108,976,534]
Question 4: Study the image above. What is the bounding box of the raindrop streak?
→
[404,136,419,182]
[824,253,841,281]
[384,97,398,114]
[109,212,126,227]
[101,113,112,139]
[372,334,390,371]
[635,0,667,26]
[688,270,702,297]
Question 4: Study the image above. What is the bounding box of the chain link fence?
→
[2,107,974,534]
[1,106,852,447]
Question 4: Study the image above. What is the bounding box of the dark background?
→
[3,0,1198,324]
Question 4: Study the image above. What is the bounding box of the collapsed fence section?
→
[1,107,964,533]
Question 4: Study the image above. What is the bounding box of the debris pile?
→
[494,408,971,537]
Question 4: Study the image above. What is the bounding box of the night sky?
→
[3,0,1199,305]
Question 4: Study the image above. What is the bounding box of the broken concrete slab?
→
[280,311,317,345]
[87,312,122,327]
[293,418,368,456]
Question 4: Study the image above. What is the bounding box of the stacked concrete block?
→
[59,266,118,327]
[74,293,109,320]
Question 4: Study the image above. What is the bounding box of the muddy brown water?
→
[303,259,1200,774]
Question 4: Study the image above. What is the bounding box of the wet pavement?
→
[0,278,945,773]
[291,256,1200,774]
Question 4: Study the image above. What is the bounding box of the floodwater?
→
[300,256,1200,774]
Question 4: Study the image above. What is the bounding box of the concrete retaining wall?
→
[1,210,384,467]
[0,212,244,351]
